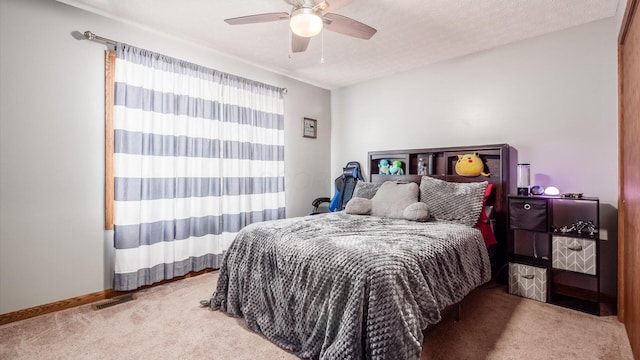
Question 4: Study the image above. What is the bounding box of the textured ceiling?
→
[58,0,619,89]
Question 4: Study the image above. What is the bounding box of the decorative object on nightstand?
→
[507,194,616,315]
[530,185,545,196]
[303,117,317,138]
[561,192,584,199]
[553,220,598,236]
[544,186,560,196]
[516,163,531,196]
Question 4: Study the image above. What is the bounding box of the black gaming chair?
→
[310,161,364,214]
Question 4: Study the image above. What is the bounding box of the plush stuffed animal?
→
[455,153,491,177]
[389,160,404,175]
[378,159,391,175]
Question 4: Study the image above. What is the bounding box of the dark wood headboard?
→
[367,144,513,274]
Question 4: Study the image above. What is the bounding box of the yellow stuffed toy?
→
[455,153,491,177]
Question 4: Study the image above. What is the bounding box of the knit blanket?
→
[208,212,491,359]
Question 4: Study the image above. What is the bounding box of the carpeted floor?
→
[0,272,633,359]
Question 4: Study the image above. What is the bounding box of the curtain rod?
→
[80,30,288,95]
[83,31,117,46]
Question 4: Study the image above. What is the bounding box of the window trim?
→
[105,50,115,230]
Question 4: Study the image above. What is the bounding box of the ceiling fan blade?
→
[291,33,311,53]
[224,12,289,25]
[283,0,306,6]
[323,13,376,40]
[284,0,342,12]
[321,0,355,13]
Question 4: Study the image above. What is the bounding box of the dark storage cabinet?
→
[507,195,616,315]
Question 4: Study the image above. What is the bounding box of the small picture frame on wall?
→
[303,118,317,139]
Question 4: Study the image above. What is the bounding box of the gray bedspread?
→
[208,212,491,359]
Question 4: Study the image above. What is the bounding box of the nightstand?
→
[507,195,616,315]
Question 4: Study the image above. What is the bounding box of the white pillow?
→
[345,197,372,215]
[371,181,419,219]
[403,202,430,222]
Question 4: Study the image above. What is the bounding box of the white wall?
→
[0,0,331,314]
[616,0,629,30]
[331,18,618,208]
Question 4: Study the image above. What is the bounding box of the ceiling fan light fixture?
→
[289,8,323,37]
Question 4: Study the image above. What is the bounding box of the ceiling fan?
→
[224,0,377,53]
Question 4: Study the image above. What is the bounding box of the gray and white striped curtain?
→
[113,44,286,291]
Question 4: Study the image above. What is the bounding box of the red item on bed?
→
[476,184,497,247]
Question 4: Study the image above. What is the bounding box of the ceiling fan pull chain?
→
[288,28,293,59]
[321,30,325,64]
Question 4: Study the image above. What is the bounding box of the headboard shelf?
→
[371,174,422,184]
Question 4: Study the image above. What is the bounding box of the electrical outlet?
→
[599,229,608,240]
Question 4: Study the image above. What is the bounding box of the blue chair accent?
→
[310,162,364,214]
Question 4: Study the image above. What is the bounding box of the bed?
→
[206,144,512,359]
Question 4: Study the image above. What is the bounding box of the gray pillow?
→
[371,181,419,219]
[403,202,430,222]
[345,197,372,215]
[419,176,488,227]
[353,181,383,200]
